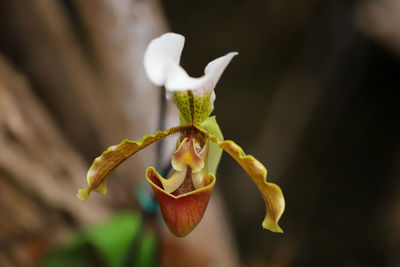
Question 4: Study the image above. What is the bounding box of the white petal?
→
[144,33,238,95]
[165,52,238,95]
[204,52,238,87]
[144,33,185,86]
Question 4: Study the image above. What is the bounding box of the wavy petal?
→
[146,167,215,237]
[144,32,238,96]
[77,124,191,200]
[195,125,285,233]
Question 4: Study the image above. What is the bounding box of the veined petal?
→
[217,141,284,233]
[195,125,285,233]
[146,167,215,237]
[77,124,191,200]
[144,32,238,95]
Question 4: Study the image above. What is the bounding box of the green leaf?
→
[85,212,142,267]
[134,228,157,267]
[38,238,92,267]
[38,212,150,267]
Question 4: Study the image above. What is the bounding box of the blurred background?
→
[0,0,399,266]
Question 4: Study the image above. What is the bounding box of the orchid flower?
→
[78,33,285,237]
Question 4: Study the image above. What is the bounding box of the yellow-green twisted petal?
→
[195,125,285,233]
[77,124,191,200]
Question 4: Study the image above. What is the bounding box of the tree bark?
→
[0,54,110,266]
[0,0,238,266]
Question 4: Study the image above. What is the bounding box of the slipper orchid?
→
[78,33,285,237]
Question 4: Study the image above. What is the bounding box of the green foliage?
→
[133,229,157,267]
[39,212,157,267]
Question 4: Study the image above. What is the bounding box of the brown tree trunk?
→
[0,0,238,266]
